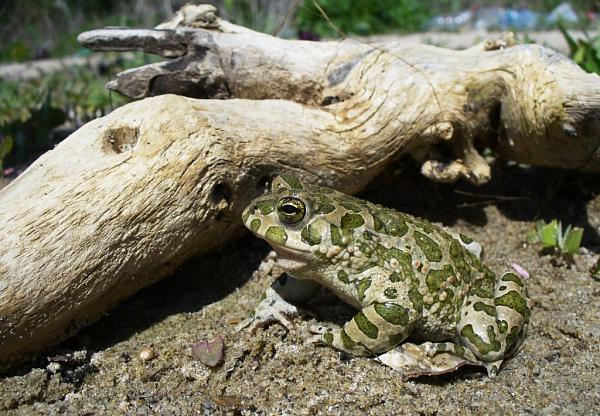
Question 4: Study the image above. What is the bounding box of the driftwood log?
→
[2,4,600,369]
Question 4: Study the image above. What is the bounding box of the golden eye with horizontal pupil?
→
[277,197,306,224]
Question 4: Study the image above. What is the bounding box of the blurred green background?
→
[1,0,596,61]
[0,0,598,177]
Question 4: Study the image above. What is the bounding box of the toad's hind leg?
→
[376,340,493,377]
[458,272,531,368]
[309,302,417,356]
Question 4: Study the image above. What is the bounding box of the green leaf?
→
[539,220,558,247]
[573,44,587,64]
[558,22,578,55]
[592,36,600,56]
[584,53,600,75]
[563,227,583,254]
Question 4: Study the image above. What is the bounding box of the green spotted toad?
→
[240,174,531,377]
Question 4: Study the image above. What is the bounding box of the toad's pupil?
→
[282,204,298,214]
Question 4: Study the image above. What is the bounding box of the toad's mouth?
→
[262,235,310,256]
[267,243,312,274]
[268,242,308,258]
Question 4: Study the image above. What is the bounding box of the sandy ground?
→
[1,162,599,415]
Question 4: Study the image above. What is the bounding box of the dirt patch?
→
[1,162,599,415]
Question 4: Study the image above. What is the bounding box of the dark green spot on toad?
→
[497,320,508,334]
[413,219,434,234]
[337,270,350,283]
[454,344,466,357]
[506,325,521,347]
[450,240,470,281]
[341,329,355,349]
[330,224,345,246]
[315,203,336,215]
[373,214,383,232]
[460,234,473,244]
[250,218,261,233]
[301,223,322,246]
[501,272,525,287]
[341,202,362,212]
[371,209,408,237]
[409,286,423,313]
[473,301,496,317]
[460,324,501,355]
[495,290,530,320]
[414,231,442,262]
[341,213,365,231]
[354,312,379,339]
[374,303,409,326]
[425,265,455,292]
[384,287,398,298]
[471,278,494,299]
[265,226,287,245]
[389,272,402,283]
[356,278,371,301]
[256,200,274,215]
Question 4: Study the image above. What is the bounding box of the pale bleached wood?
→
[2,4,600,369]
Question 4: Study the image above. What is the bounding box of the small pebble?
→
[191,335,224,367]
[511,262,530,279]
[139,346,157,362]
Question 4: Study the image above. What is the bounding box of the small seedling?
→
[529,219,583,256]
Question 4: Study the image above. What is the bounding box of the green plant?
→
[0,135,14,178]
[529,219,583,256]
[559,23,600,75]
[296,0,431,37]
[0,53,155,166]
[0,0,168,62]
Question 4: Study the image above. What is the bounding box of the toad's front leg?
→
[237,273,321,332]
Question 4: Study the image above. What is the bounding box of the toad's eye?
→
[277,197,306,224]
